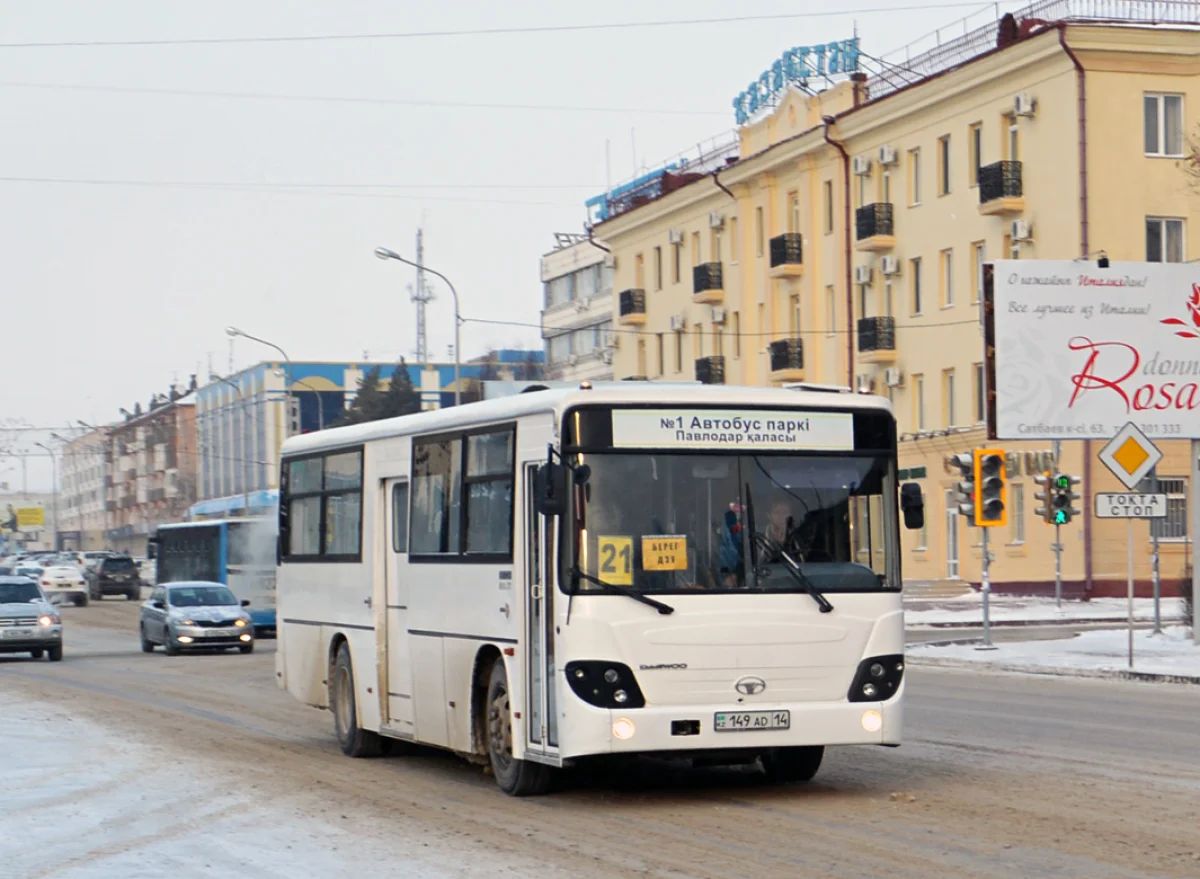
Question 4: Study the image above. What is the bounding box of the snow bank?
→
[905,596,1186,627]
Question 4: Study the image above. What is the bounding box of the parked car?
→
[80,551,114,573]
[0,576,63,660]
[140,582,254,655]
[39,565,89,607]
[87,555,142,601]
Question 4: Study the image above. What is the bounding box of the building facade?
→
[594,3,1200,596]
[59,428,111,550]
[541,233,615,382]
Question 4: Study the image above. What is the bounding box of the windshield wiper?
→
[569,566,675,615]
[754,533,834,614]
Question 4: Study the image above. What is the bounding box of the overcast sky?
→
[1,0,1024,489]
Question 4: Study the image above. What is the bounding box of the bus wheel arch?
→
[471,645,503,757]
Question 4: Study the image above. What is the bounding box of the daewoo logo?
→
[639,663,688,670]
[1160,285,1200,339]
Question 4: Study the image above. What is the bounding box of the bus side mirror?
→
[533,462,567,517]
[900,482,924,530]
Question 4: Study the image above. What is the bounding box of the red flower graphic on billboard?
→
[1161,284,1200,338]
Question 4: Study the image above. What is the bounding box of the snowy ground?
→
[905,594,1187,627]
[0,693,525,879]
[908,625,1200,680]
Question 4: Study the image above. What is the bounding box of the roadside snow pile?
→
[908,626,1200,680]
[905,595,1186,627]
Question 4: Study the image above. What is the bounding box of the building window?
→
[884,280,893,318]
[672,242,682,284]
[411,427,515,560]
[674,330,684,373]
[907,148,921,205]
[943,369,956,427]
[755,207,765,256]
[1009,484,1025,544]
[732,312,741,358]
[691,231,701,266]
[655,333,664,376]
[693,323,703,358]
[825,285,836,336]
[636,339,647,376]
[653,247,662,291]
[823,181,834,233]
[971,241,986,304]
[1140,476,1188,540]
[910,257,923,314]
[281,449,364,561]
[789,193,800,233]
[940,248,954,307]
[634,253,644,289]
[882,170,891,205]
[937,135,951,196]
[1005,114,1020,162]
[1147,217,1185,262]
[969,122,982,186]
[857,172,868,208]
[974,362,985,423]
[914,374,926,430]
[1145,93,1184,157]
[791,295,802,333]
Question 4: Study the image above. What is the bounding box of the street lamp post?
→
[290,376,327,430]
[210,373,253,517]
[374,246,462,407]
[34,441,58,549]
[226,327,295,436]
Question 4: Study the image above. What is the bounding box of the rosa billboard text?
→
[988,260,1200,440]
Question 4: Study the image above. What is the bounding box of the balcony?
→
[768,233,804,279]
[692,262,725,305]
[855,203,895,252]
[618,288,647,326]
[978,160,1024,215]
[695,355,725,385]
[857,316,897,364]
[768,338,805,383]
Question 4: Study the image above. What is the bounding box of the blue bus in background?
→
[148,518,277,636]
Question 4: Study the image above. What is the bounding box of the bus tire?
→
[331,642,384,758]
[485,659,553,797]
[761,746,824,784]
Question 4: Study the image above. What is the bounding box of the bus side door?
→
[384,478,415,733]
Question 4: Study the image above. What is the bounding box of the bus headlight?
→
[848,654,904,702]
[564,661,646,709]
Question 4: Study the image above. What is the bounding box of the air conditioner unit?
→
[881,255,900,275]
[1011,219,1033,241]
[878,145,898,166]
[669,314,687,331]
[708,211,725,229]
[668,228,684,244]
[1014,93,1036,117]
[601,349,614,365]
[854,265,874,285]
[884,367,904,388]
[603,253,617,269]
[852,155,872,176]
[711,307,726,324]
[575,296,590,312]
[856,373,876,394]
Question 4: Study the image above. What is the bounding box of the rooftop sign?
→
[733,38,860,125]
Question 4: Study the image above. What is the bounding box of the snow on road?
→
[0,693,518,879]
[909,625,1200,679]
[905,595,1186,627]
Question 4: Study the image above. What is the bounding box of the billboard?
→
[1,504,44,532]
[987,260,1200,440]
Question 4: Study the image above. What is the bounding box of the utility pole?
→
[409,227,435,368]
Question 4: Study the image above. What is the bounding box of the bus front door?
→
[524,464,559,760]
[383,478,415,734]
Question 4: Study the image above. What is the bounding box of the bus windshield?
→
[566,453,897,595]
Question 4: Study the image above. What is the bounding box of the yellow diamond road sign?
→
[1098,422,1163,490]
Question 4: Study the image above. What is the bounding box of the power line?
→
[465,315,985,337]
[0,81,726,116]
[0,5,1000,49]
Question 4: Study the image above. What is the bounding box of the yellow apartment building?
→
[593,4,1200,597]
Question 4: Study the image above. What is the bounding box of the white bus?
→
[275,383,924,795]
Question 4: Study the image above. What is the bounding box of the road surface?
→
[2,599,1198,879]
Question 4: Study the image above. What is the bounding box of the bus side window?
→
[392,482,410,553]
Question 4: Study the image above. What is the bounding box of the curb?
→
[908,656,1200,685]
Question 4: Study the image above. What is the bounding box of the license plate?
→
[206,628,239,637]
[3,629,33,639]
[714,710,790,732]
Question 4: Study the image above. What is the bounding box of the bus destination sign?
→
[611,409,854,451]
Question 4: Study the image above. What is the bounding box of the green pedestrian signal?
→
[1054,509,1068,525]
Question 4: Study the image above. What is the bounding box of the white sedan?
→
[39,565,89,607]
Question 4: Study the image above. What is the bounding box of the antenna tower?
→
[408,227,435,366]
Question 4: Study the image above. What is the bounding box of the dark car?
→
[87,555,142,601]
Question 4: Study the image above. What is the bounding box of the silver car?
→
[140,582,255,656]
[0,576,64,661]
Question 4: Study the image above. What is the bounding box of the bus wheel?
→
[485,659,553,797]
[761,746,824,784]
[331,642,384,758]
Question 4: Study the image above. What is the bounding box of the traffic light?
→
[1050,472,1081,525]
[973,448,1007,527]
[950,452,976,526]
[1034,470,1054,524]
